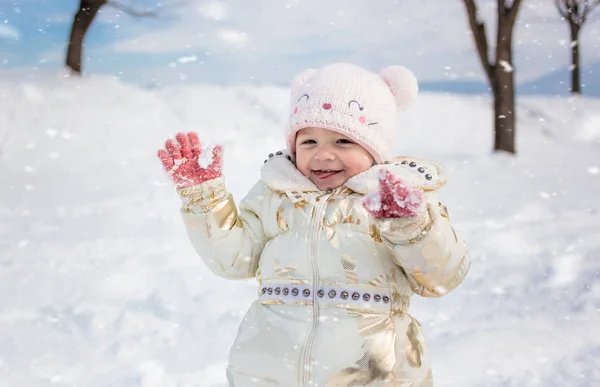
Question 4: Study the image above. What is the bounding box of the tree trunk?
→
[65,0,107,74]
[462,0,521,155]
[569,21,581,94]
[491,21,516,154]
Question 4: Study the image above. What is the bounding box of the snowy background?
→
[1,0,599,386]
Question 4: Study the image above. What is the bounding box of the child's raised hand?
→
[157,131,223,189]
[362,169,425,219]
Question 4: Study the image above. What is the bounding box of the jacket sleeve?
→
[375,158,470,298]
[377,197,470,298]
[177,177,271,280]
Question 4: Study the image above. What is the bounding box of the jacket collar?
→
[259,149,447,196]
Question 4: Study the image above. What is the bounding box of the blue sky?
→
[0,0,168,77]
[0,1,108,64]
[1,0,599,94]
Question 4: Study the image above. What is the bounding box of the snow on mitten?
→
[362,169,425,218]
[157,131,223,189]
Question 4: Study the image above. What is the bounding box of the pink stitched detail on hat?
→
[322,103,331,110]
[359,116,366,124]
[294,106,298,114]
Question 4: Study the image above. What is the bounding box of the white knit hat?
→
[286,62,418,164]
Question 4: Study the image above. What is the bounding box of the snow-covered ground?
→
[0,73,599,386]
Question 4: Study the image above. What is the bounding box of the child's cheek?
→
[355,154,375,172]
[296,160,311,178]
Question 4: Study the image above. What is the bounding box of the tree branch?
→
[105,0,158,17]
[554,0,600,25]
[554,0,570,19]
[499,0,506,16]
[587,1,600,23]
[463,0,495,84]
[507,0,524,25]
[580,0,600,24]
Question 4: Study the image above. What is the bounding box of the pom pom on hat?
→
[379,66,418,110]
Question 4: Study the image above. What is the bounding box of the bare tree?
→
[554,0,600,94]
[66,0,156,74]
[462,0,523,154]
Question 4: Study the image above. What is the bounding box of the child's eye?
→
[301,139,316,145]
[337,139,353,144]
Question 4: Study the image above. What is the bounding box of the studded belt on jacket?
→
[259,282,391,312]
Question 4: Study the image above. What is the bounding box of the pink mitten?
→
[157,131,223,189]
[362,169,425,218]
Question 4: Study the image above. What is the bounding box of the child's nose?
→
[314,147,336,161]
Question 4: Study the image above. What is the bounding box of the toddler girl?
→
[157,62,470,386]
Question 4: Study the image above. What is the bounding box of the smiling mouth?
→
[313,169,342,179]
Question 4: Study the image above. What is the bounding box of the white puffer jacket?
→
[178,150,470,387]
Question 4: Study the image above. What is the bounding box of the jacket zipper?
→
[299,189,332,386]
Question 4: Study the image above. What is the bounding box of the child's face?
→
[295,127,374,191]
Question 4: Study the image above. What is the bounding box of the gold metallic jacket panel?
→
[178,154,470,386]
